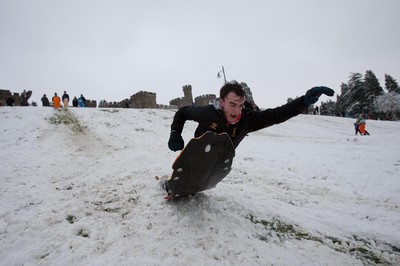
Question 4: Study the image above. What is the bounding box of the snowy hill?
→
[1,107,399,266]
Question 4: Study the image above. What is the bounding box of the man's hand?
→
[168,130,184,151]
[303,86,335,106]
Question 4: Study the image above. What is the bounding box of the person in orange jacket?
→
[52,93,61,109]
[356,114,370,135]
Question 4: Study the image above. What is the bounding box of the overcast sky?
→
[1,0,399,108]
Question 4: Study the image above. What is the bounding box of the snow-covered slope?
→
[1,107,399,265]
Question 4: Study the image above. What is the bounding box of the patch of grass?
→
[47,109,85,133]
[247,214,399,265]
[326,236,343,245]
[247,214,319,242]
[390,244,400,253]
[350,247,383,264]
[99,109,119,113]
[66,214,76,224]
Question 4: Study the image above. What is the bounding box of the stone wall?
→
[0,89,11,106]
[85,100,97,108]
[101,85,215,109]
[195,94,216,106]
[130,91,157,108]
[0,89,23,106]
[1,83,257,110]
[170,85,194,108]
[101,91,157,108]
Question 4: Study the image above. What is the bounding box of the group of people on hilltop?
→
[354,114,370,135]
[41,91,87,108]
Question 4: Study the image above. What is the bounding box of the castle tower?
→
[182,85,193,104]
[170,85,194,108]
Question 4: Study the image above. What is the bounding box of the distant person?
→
[354,121,360,135]
[78,94,86,107]
[72,96,78,107]
[20,90,29,106]
[41,94,50,107]
[62,91,70,108]
[6,94,15,106]
[313,106,319,115]
[52,93,61,109]
[356,114,370,135]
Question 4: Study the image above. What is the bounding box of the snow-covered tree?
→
[318,71,399,119]
[335,71,386,117]
[385,74,400,94]
[375,92,400,120]
[364,70,384,114]
[336,73,364,117]
[320,100,336,116]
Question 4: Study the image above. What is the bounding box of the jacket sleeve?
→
[248,96,308,131]
[170,106,206,133]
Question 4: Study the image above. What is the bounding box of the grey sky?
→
[1,0,399,108]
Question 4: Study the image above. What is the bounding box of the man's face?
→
[220,92,245,124]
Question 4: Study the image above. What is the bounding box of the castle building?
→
[170,85,194,108]
[195,94,216,106]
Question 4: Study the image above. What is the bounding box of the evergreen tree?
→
[336,73,364,117]
[335,83,349,116]
[317,71,399,119]
[385,74,400,94]
[320,100,336,116]
[364,70,384,114]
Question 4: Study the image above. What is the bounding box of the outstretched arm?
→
[248,86,335,131]
[303,86,335,106]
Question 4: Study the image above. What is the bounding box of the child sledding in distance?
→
[355,114,370,135]
[354,122,361,135]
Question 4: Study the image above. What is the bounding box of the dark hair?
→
[219,80,245,100]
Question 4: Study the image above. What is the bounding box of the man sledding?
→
[161,81,334,199]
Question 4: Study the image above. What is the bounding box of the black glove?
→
[303,86,335,106]
[168,130,184,151]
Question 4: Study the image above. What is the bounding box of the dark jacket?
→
[6,96,15,106]
[41,96,50,106]
[171,97,307,148]
[62,93,70,101]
